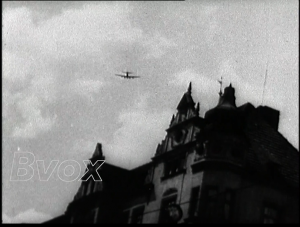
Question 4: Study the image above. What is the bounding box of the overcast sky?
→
[2,0,298,223]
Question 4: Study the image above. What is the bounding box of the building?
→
[44,83,299,224]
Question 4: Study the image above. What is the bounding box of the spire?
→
[218,77,223,97]
[170,114,175,126]
[92,143,104,158]
[196,102,200,115]
[176,83,195,111]
[188,82,192,94]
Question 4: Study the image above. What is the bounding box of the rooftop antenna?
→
[218,76,223,96]
[261,0,270,105]
[261,60,269,105]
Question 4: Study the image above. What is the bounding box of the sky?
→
[2,0,299,223]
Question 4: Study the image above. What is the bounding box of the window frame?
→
[162,156,186,180]
[159,189,178,223]
[223,188,235,222]
[188,186,200,217]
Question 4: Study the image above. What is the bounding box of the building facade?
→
[44,83,299,224]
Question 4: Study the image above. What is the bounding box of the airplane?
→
[115,71,140,79]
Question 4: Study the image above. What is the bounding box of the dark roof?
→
[127,162,153,188]
[99,162,130,185]
[99,162,152,191]
[205,84,237,120]
[244,109,299,188]
[176,82,195,111]
[42,214,70,223]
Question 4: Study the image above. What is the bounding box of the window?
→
[171,129,188,148]
[93,181,103,192]
[87,179,95,195]
[174,130,183,142]
[263,206,278,224]
[131,206,145,224]
[198,186,219,222]
[188,186,200,217]
[159,189,178,223]
[82,179,95,195]
[83,181,89,195]
[206,187,218,218]
[224,189,235,222]
[194,142,205,162]
[163,157,185,178]
[203,140,210,153]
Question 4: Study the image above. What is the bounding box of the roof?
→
[243,108,299,188]
[176,82,195,111]
[43,214,70,223]
[205,84,237,120]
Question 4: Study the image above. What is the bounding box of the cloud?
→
[2,213,12,223]
[11,94,57,139]
[202,4,221,42]
[3,67,58,139]
[105,94,173,169]
[143,33,177,59]
[69,79,105,101]
[217,58,276,107]
[3,209,53,223]
[72,138,100,159]
[2,3,143,58]
[2,2,166,140]
[3,3,142,140]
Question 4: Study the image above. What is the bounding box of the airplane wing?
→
[123,71,134,74]
[128,76,140,79]
[115,74,126,78]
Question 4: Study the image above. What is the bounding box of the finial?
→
[229,83,232,88]
[93,143,103,158]
[188,82,192,94]
[170,114,175,124]
[218,77,223,96]
[196,102,200,114]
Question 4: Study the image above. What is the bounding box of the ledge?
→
[191,158,243,174]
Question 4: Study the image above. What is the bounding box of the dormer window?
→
[174,130,183,142]
[171,129,188,148]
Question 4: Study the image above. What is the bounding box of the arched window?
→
[159,188,178,223]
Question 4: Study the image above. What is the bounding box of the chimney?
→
[257,106,280,131]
